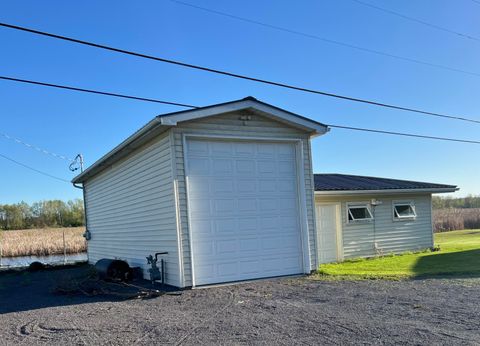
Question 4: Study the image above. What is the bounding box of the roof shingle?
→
[314,174,457,192]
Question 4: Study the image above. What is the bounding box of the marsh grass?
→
[0,227,86,257]
[434,208,480,232]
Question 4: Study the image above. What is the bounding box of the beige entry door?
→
[316,204,342,263]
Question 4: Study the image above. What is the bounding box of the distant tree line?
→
[0,199,84,230]
[432,195,480,209]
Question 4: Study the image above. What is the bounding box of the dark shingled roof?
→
[314,174,457,192]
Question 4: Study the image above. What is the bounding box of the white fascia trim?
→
[315,188,458,196]
[159,99,328,135]
[72,118,169,183]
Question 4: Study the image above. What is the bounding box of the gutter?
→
[314,187,458,196]
[71,117,166,184]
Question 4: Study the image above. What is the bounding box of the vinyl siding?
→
[315,194,433,260]
[173,111,317,287]
[84,130,181,287]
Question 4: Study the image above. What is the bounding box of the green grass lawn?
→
[316,229,480,279]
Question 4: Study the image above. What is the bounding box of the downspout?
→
[73,182,90,261]
[371,199,383,256]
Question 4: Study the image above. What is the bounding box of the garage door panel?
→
[237,218,257,232]
[187,140,209,155]
[188,158,210,175]
[238,260,261,274]
[262,256,298,272]
[260,216,279,230]
[217,262,238,277]
[278,179,296,192]
[194,240,215,256]
[234,142,255,156]
[279,216,297,228]
[257,143,276,156]
[189,198,212,217]
[258,179,276,192]
[187,139,304,286]
[211,179,234,194]
[278,198,297,211]
[212,159,233,174]
[235,160,256,175]
[216,239,238,254]
[213,199,235,214]
[257,161,276,175]
[238,198,257,212]
[211,141,233,155]
[236,179,257,193]
[259,198,277,212]
[190,219,214,236]
[239,238,260,251]
[278,161,295,175]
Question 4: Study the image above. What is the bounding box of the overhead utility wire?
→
[2,74,480,125]
[0,152,70,183]
[0,76,198,109]
[351,0,480,42]
[1,131,73,162]
[0,26,479,124]
[328,125,480,145]
[166,0,480,77]
[3,76,478,145]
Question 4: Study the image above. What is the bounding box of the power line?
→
[1,75,479,145]
[351,0,480,42]
[0,76,198,109]
[0,152,70,183]
[166,0,480,78]
[0,25,479,124]
[328,125,480,144]
[0,131,74,162]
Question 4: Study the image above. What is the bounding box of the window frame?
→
[392,200,417,221]
[346,202,374,223]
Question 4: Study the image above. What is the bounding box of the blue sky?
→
[0,0,478,204]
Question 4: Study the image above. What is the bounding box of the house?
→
[313,174,457,263]
[72,97,457,288]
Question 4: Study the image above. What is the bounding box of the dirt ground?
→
[0,265,479,345]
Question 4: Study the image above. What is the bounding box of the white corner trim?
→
[294,139,313,273]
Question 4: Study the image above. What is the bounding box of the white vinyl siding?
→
[84,131,180,287]
[316,194,433,259]
[173,111,317,287]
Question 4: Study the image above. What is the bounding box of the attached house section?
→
[314,174,457,262]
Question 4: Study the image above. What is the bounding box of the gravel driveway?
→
[0,265,479,345]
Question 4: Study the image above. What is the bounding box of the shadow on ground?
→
[0,264,177,314]
[413,249,480,279]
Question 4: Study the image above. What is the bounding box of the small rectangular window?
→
[393,202,416,220]
[347,203,373,222]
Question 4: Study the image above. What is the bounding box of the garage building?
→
[72,97,328,287]
[72,97,457,287]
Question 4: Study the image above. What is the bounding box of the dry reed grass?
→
[0,227,86,257]
[433,208,480,232]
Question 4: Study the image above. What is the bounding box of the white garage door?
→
[186,138,304,286]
